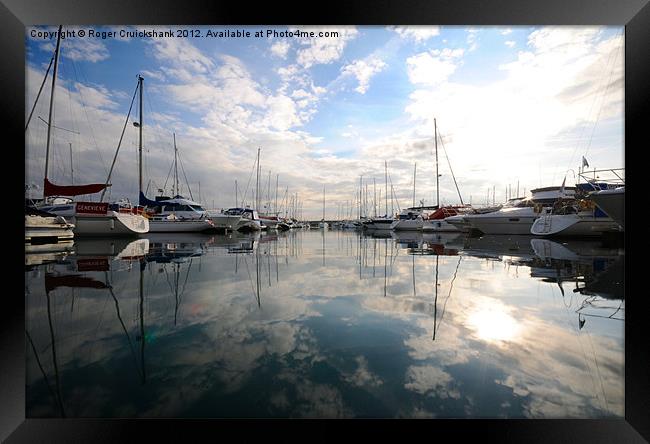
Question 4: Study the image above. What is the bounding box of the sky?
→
[25,25,624,219]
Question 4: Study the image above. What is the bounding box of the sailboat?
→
[365,161,396,230]
[224,149,264,232]
[422,118,473,232]
[33,26,148,236]
[318,186,328,229]
[390,163,430,231]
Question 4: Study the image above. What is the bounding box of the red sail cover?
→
[44,178,109,197]
[45,274,109,293]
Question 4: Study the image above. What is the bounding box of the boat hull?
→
[590,188,624,230]
[530,214,622,237]
[422,219,465,232]
[70,212,149,236]
[209,214,242,230]
[25,215,75,243]
[468,216,538,235]
[390,219,423,231]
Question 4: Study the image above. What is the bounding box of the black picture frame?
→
[4,0,648,441]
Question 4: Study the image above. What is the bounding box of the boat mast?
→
[385,161,388,217]
[43,25,63,198]
[138,75,143,197]
[173,133,179,196]
[275,174,279,216]
[359,176,362,220]
[256,148,260,210]
[434,118,439,208]
[69,143,74,184]
[322,185,325,220]
[412,163,417,208]
[373,178,377,218]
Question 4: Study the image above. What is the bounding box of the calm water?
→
[25,229,624,418]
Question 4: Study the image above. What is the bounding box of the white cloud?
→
[467,28,480,52]
[40,36,110,63]
[404,28,623,196]
[390,26,441,42]
[149,38,214,75]
[501,28,513,35]
[296,27,358,68]
[140,69,165,81]
[340,57,387,94]
[73,82,119,109]
[406,48,464,85]
[270,41,290,59]
[505,40,516,48]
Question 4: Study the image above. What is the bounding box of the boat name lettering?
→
[76,202,109,214]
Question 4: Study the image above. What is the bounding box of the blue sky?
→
[25,25,624,218]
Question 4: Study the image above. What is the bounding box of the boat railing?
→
[577,168,624,189]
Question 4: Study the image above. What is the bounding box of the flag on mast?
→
[582,156,589,168]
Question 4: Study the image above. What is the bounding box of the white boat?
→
[224,207,263,232]
[463,186,576,235]
[590,187,624,230]
[25,207,74,244]
[207,211,242,231]
[139,128,217,233]
[259,214,280,230]
[39,199,149,236]
[391,162,429,231]
[318,221,329,229]
[530,201,622,237]
[30,29,148,237]
[390,207,432,231]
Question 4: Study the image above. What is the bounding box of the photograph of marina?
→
[25,25,624,418]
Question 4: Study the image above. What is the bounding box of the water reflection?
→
[26,231,624,418]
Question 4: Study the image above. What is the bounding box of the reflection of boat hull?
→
[74,238,148,257]
[590,188,624,230]
[25,240,75,267]
[422,219,464,232]
[462,234,537,260]
[71,212,149,236]
[148,219,214,233]
[530,238,623,261]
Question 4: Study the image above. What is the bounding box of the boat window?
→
[189,205,205,211]
[515,199,535,207]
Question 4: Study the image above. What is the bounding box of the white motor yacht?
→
[463,186,576,235]
[224,207,263,232]
[530,199,622,237]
